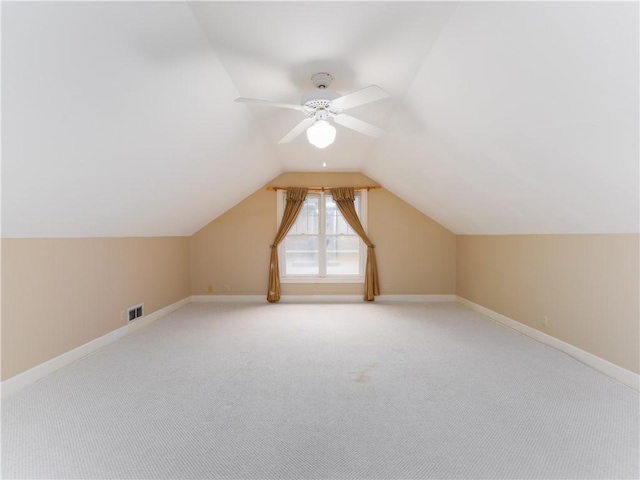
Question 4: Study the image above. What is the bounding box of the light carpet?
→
[2,302,638,479]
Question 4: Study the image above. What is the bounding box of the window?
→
[277,190,367,283]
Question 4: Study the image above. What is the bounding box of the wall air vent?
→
[127,303,144,322]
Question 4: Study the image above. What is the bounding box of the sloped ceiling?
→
[2,1,638,237]
[2,1,281,237]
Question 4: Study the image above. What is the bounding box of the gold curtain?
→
[330,187,380,301]
[267,187,309,303]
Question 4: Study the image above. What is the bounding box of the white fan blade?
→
[235,97,303,111]
[331,85,390,111]
[333,114,387,139]
[278,117,316,144]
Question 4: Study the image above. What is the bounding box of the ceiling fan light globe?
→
[306,120,336,148]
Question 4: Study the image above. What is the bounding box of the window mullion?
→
[319,193,326,277]
[278,190,286,275]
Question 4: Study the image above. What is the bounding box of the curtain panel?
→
[267,187,308,302]
[331,187,380,301]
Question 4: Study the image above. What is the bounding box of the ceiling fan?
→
[235,73,390,148]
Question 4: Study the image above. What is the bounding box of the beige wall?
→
[1,237,190,380]
[456,234,640,374]
[190,172,456,297]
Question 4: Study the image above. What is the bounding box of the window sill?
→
[280,276,365,284]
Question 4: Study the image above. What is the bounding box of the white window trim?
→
[276,189,367,284]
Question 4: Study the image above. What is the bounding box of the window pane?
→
[326,235,361,275]
[325,195,356,234]
[336,217,353,234]
[284,236,319,275]
[290,196,319,234]
[325,196,338,235]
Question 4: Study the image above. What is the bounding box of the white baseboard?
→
[191,294,457,303]
[281,295,362,303]
[191,295,265,303]
[1,296,190,399]
[191,294,364,303]
[378,294,456,302]
[456,296,640,392]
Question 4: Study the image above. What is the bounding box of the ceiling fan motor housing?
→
[300,89,342,115]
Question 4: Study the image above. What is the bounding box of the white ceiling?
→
[2,1,638,237]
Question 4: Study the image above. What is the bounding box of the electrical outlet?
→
[224,285,230,292]
[207,285,214,293]
[542,315,549,328]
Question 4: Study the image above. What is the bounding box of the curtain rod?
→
[266,185,381,192]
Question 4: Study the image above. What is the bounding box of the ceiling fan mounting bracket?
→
[311,72,333,89]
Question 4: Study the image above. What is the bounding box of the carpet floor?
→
[2,301,638,479]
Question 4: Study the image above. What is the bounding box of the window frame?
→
[276,189,367,284]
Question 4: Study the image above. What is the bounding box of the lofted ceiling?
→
[2,1,638,237]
